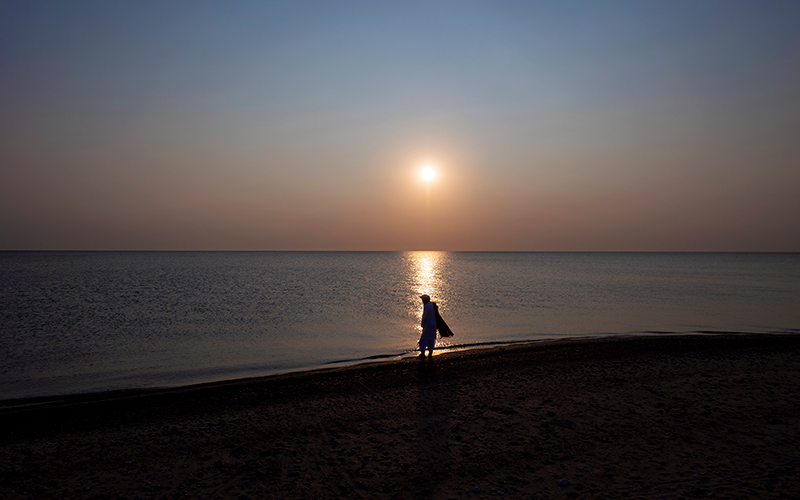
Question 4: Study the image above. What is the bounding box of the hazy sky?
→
[2,1,798,251]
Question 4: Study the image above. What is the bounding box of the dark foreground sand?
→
[2,334,799,499]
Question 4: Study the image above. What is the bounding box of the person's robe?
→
[420,301,437,341]
[433,302,454,337]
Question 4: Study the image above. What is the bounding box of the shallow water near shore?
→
[2,251,798,400]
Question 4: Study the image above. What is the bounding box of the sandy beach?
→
[1,334,799,499]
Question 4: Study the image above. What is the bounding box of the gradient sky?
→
[1,1,798,251]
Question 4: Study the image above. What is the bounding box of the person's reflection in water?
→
[415,356,459,498]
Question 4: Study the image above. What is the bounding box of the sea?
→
[1,251,798,402]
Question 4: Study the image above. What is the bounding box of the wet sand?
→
[2,334,799,499]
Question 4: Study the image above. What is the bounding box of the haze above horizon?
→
[1,1,798,251]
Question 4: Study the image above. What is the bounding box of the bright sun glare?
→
[420,165,437,182]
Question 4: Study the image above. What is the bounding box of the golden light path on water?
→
[405,251,453,349]
[410,251,441,299]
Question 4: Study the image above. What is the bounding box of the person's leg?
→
[425,337,434,357]
[419,335,433,357]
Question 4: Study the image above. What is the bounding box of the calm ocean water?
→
[1,252,798,401]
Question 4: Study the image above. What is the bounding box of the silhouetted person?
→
[419,294,437,358]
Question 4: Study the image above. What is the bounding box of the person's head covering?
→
[419,294,430,303]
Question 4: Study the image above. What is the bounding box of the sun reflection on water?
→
[405,251,453,347]
[409,251,443,299]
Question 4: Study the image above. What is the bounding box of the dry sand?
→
[1,334,799,499]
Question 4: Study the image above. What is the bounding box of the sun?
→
[420,165,437,183]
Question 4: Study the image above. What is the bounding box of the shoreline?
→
[2,330,790,409]
[0,337,564,411]
[2,333,799,498]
